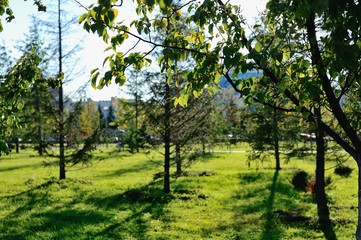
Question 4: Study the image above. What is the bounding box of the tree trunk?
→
[163,78,171,193]
[58,0,66,180]
[304,13,361,237]
[15,137,19,153]
[162,15,172,194]
[273,108,281,170]
[135,92,139,153]
[315,109,337,240]
[35,90,43,156]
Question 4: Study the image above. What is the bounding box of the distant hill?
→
[219,71,262,88]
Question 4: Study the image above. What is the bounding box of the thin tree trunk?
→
[315,108,337,240]
[273,108,281,170]
[163,78,171,193]
[35,89,44,156]
[15,137,19,153]
[162,15,172,194]
[58,0,65,180]
[135,91,139,153]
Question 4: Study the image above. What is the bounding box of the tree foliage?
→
[79,1,361,159]
[79,0,361,236]
[0,48,44,155]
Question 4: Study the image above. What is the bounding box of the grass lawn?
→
[0,144,357,239]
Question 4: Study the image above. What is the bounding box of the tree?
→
[35,0,86,180]
[123,69,147,153]
[242,92,303,170]
[106,103,116,129]
[80,1,361,237]
[65,98,102,166]
[143,68,221,191]
[14,20,55,156]
[114,96,146,153]
[0,48,44,155]
[70,99,100,144]
[0,3,48,153]
[97,103,106,128]
[217,87,244,142]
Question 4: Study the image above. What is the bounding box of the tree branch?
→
[306,12,361,158]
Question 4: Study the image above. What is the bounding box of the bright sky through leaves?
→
[0,0,266,101]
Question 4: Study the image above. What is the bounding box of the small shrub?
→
[305,178,315,193]
[292,170,309,191]
[334,165,353,178]
[304,175,333,194]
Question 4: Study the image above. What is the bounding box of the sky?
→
[0,0,266,101]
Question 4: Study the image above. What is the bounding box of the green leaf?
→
[147,0,155,7]
[300,59,310,69]
[175,93,189,107]
[158,0,166,10]
[255,41,262,52]
[78,13,88,23]
[115,76,126,86]
[17,101,24,110]
[90,68,99,74]
[90,8,97,20]
[6,116,14,125]
[91,72,100,88]
[0,6,5,16]
[241,87,250,96]
[104,70,113,81]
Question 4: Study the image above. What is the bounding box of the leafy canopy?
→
[79,0,360,160]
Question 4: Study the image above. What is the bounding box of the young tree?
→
[114,96,146,153]
[36,0,86,179]
[68,98,100,145]
[97,103,106,128]
[106,103,116,129]
[64,98,102,166]
[142,65,222,192]
[122,69,147,153]
[243,94,302,170]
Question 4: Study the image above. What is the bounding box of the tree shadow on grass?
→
[93,155,163,179]
[0,178,173,240]
[228,170,316,239]
[3,208,110,240]
[0,159,57,173]
[260,170,281,240]
[84,181,174,239]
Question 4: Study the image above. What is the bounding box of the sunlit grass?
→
[0,144,358,239]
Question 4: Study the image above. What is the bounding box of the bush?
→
[292,170,309,191]
[292,170,333,193]
[334,165,353,178]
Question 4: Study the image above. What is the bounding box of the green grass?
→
[0,145,358,239]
